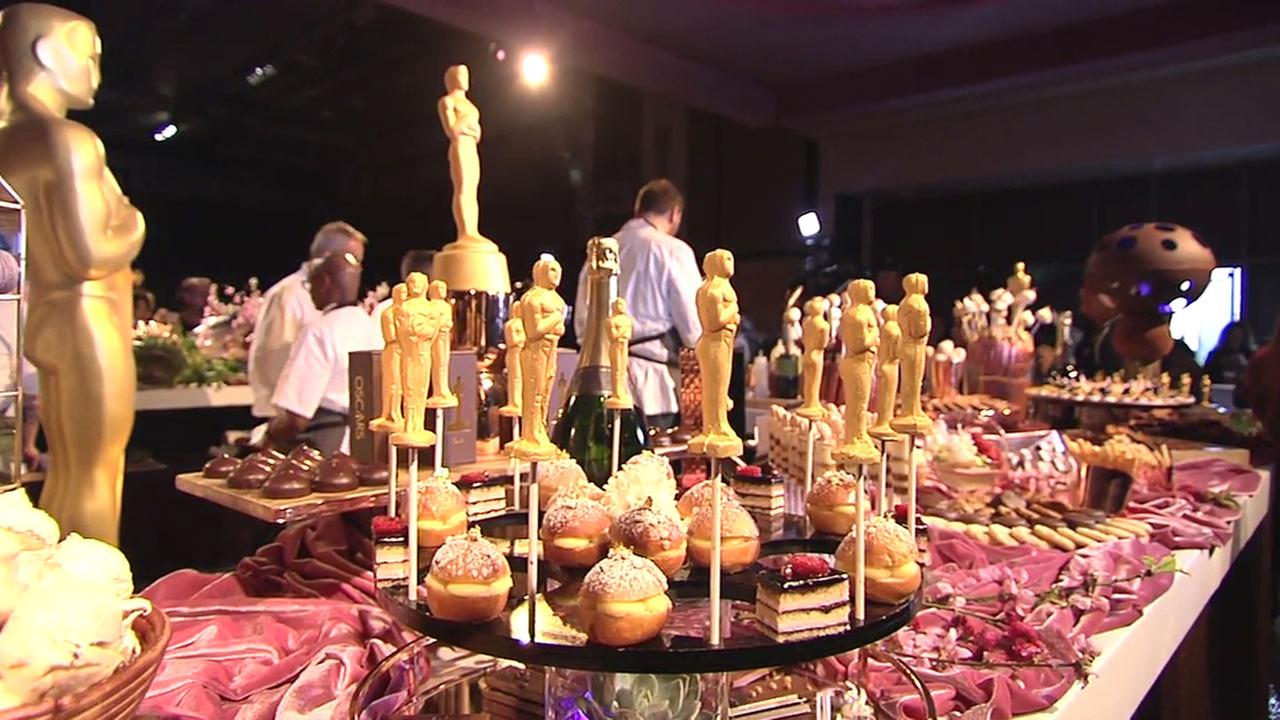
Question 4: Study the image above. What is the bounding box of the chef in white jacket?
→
[247,221,367,418]
[574,179,701,430]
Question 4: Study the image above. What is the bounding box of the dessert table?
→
[1029,467,1270,720]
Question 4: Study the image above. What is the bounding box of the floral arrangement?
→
[133,318,246,388]
[195,279,263,362]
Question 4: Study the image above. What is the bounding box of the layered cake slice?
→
[755,554,850,642]
[733,465,785,520]
[458,471,510,520]
[372,515,409,590]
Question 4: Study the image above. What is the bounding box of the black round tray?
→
[379,514,919,674]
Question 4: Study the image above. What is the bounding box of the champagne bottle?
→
[552,237,649,485]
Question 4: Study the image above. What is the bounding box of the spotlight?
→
[1168,297,1189,312]
[797,211,821,238]
[495,48,507,62]
[519,52,550,88]
[152,123,178,142]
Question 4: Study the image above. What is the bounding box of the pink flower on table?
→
[936,627,974,662]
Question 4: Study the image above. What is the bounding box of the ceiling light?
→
[519,52,550,88]
[495,48,507,62]
[797,211,821,238]
[152,123,178,142]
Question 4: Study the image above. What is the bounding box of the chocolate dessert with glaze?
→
[314,455,359,493]
[261,466,313,499]
[288,444,324,470]
[755,554,850,642]
[202,454,240,479]
[358,463,390,487]
[227,460,272,490]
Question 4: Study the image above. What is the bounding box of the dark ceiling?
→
[49,0,570,165]
[387,0,1280,127]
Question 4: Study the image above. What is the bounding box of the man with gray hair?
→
[248,221,368,418]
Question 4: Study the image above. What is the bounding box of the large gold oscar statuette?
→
[604,298,634,410]
[424,279,458,409]
[498,300,524,418]
[869,304,904,442]
[891,273,933,436]
[688,249,743,459]
[796,296,829,420]
[0,4,144,544]
[392,272,438,448]
[505,258,565,461]
[834,280,881,465]
[370,283,408,432]
[432,64,510,294]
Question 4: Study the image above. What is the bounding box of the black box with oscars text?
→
[348,350,479,468]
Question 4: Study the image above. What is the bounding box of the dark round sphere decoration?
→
[1083,222,1215,364]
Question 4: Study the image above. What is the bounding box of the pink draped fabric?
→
[818,458,1257,718]
[138,517,414,720]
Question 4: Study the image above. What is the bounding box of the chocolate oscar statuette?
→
[425,280,458,410]
[605,297,634,474]
[688,249,744,459]
[0,4,146,544]
[499,300,525,418]
[604,298,634,411]
[370,283,408,432]
[796,296,830,420]
[869,304,904,515]
[392,272,438,448]
[834,280,881,466]
[891,273,932,537]
[505,258,565,462]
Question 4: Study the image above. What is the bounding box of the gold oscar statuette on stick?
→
[424,279,458,410]
[505,258,565,462]
[834,280,881,465]
[0,4,145,544]
[392,272,438,448]
[796,296,830,420]
[869,304,904,441]
[370,283,408,432]
[869,303,904,515]
[890,274,933,436]
[688,249,743,459]
[604,298,634,410]
[499,300,525,418]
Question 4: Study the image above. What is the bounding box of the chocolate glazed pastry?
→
[315,454,359,493]
[202,454,240,479]
[227,460,272,490]
[288,444,325,470]
[358,463,391,487]
[262,465,313,499]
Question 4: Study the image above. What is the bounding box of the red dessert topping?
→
[781,553,832,580]
[458,471,489,485]
[735,465,763,479]
[372,515,407,535]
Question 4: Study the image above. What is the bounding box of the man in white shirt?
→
[267,252,382,454]
[248,221,368,418]
[574,179,702,429]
